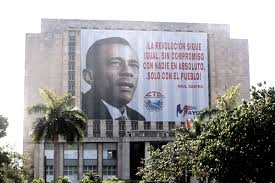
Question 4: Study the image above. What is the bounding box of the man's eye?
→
[109,59,121,67]
[130,62,139,69]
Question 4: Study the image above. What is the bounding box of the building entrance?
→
[130,142,145,180]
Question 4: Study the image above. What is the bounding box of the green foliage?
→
[78,179,95,183]
[78,171,101,183]
[0,146,33,183]
[198,84,240,122]
[28,88,87,144]
[58,176,72,183]
[102,176,125,183]
[32,178,46,183]
[21,153,34,182]
[137,128,195,182]
[0,114,8,138]
[193,83,275,182]
[215,84,240,111]
[138,83,275,182]
[28,88,87,182]
[137,85,241,182]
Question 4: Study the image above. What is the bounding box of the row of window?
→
[46,165,113,183]
[93,121,176,137]
[95,121,175,131]
[45,143,116,182]
[45,143,117,160]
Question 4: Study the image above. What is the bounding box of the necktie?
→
[115,115,128,121]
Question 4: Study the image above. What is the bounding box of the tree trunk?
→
[54,135,60,183]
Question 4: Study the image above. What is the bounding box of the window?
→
[68,71,75,81]
[46,165,54,182]
[64,144,78,159]
[68,62,75,71]
[83,165,97,174]
[45,143,54,159]
[69,53,75,61]
[103,166,116,180]
[93,120,100,137]
[69,44,75,52]
[83,143,97,159]
[69,36,76,43]
[107,150,116,159]
[106,131,113,138]
[106,121,113,138]
[131,121,138,130]
[168,122,175,131]
[144,122,151,130]
[68,83,75,96]
[119,131,125,137]
[103,143,116,160]
[68,83,75,91]
[106,121,113,131]
[156,122,163,130]
[64,166,78,183]
[69,31,76,36]
[119,121,125,131]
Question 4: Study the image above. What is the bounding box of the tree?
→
[0,145,25,183]
[0,115,33,183]
[28,88,87,183]
[198,84,240,122]
[137,128,196,182]
[138,83,275,182]
[0,114,8,138]
[193,83,275,182]
[137,85,241,182]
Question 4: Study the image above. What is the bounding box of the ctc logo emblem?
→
[144,91,164,112]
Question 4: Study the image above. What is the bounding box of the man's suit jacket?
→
[82,89,145,120]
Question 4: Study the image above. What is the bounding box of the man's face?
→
[91,43,139,108]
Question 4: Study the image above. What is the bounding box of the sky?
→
[0,0,274,153]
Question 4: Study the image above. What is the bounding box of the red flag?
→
[185,119,191,129]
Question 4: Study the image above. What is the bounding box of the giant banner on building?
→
[81,29,209,122]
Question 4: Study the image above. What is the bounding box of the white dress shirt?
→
[101,100,128,120]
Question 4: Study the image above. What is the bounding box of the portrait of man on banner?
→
[81,37,145,121]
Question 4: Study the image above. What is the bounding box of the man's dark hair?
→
[86,37,132,69]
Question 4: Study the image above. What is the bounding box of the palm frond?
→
[56,112,87,144]
[198,108,221,121]
[32,117,48,142]
[29,88,87,144]
[27,104,48,115]
[39,88,56,108]
[60,94,75,106]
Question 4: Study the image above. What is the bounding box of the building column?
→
[117,142,122,179]
[145,142,150,159]
[59,143,64,177]
[79,144,84,180]
[38,143,45,179]
[121,141,130,180]
[97,143,103,179]
[33,143,40,179]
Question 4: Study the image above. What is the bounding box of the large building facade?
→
[24,19,250,182]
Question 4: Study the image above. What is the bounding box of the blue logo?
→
[144,91,164,112]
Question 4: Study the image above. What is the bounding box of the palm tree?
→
[198,83,240,121]
[28,88,87,183]
[192,84,240,136]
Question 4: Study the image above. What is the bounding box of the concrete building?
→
[24,19,250,182]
